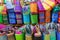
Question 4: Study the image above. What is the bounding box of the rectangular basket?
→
[52,12,58,23]
[58,12,60,23]
[39,12,45,24]
[30,2,38,13]
[0,14,3,23]
[9,18,16,24]
[45,11,50,23]
[31,14,38,24]
[3,15,8,24]
[8,12,16,18]
[23,14,30,24]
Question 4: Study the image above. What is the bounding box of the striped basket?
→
[16,13,22,24]
[3,15,8,24]
[58,12,60,23]
[45,11,50,23]
[39,12,45,24]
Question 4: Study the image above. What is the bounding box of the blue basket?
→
[39,13,45,24]
[22,5,30,15]
[52,13,58,23]
[8,9,15,13]
[8,13,16,18]
[57,31,60,40]
[23,14,30,24]
[9,18,16,24]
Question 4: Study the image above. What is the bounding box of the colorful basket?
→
[31,14,38,24]
[3,15,8,24]
[52,12,58,23]
[39,12,45,24]
[44,33,50,40]
[9,18,16,24]
[16,13,22,24]
[45,11,50,23]
[57,31,60,40]
[0,14,3,23]
[14,0,22,12]
[50,30,56,40]
[37,0,56,12]
[15,33,25,40]
[58,12,60,23]
[30,2,38,14]
[23,14,30,24]
[22,5,30,15]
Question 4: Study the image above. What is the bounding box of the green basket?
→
[15,33,25,40]
[31,14,38,24]
[3,15,8,24]
[0,14,3,23]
